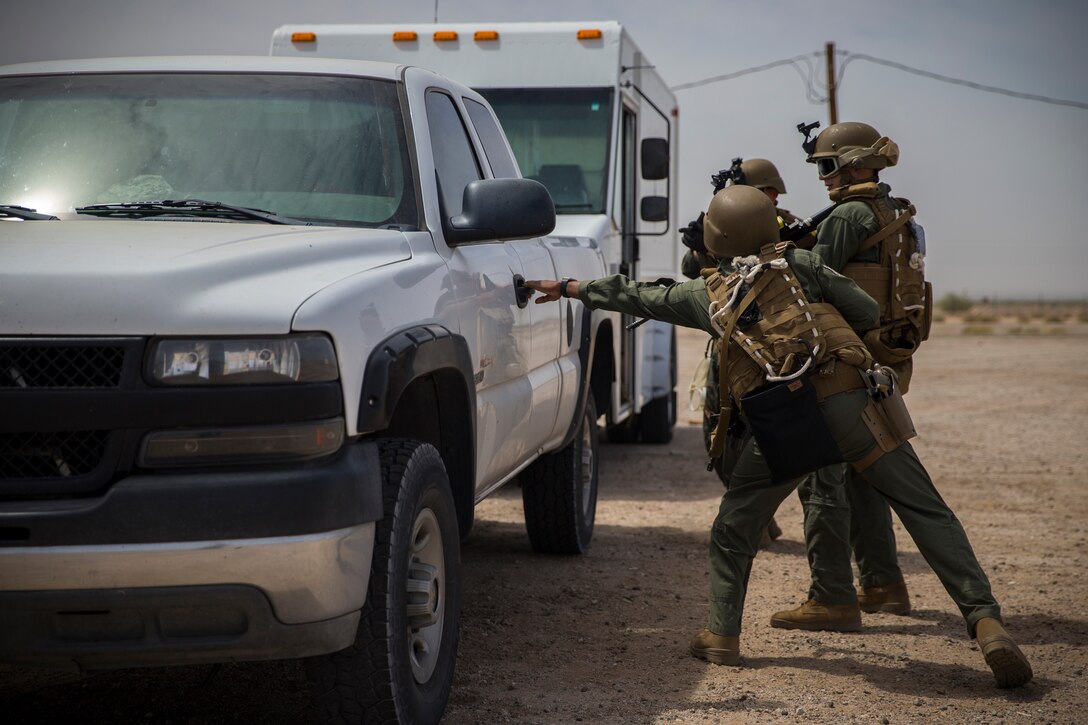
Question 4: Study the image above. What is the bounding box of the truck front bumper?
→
[0,442,382,670]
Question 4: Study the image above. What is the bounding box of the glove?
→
[681,212,706,254]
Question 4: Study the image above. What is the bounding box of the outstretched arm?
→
[524,278,580,304]
[526,276,716,336]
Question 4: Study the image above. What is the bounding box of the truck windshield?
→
[479,88,612,215]
[0,73,417,227]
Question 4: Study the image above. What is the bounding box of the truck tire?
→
[638,393,675,444]
[604,415,640,443]
[306,440,460,725]
[520,393,599,554]
[640,329,678,444]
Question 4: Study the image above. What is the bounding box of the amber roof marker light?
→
[433,31,459,42]
[474,30,500,41]
[576,29,603,40]
[290,32,316,43]
[392,31,418,42]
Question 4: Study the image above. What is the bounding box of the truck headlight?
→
[149,335,338,385]
[140,418,345,467]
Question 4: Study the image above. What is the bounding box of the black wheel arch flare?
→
[357,325,476,535]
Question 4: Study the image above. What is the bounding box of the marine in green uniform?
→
[679,158,803,546]
[772,122,923,632]
[524,186,1032,688]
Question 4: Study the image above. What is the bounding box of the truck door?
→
[460,95,563,473]
[412,78,557,493]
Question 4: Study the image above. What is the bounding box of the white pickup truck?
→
[0,56,671,723]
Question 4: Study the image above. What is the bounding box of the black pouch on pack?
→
[740,374,843,483]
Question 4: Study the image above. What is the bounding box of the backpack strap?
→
[707,271,776,458]
[855,208,913,254]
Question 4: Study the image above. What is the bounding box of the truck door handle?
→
[513,275,532,308]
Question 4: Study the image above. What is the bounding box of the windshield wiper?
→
[553,202,596,211]
[1,204,59,220]
[75,199,311,225]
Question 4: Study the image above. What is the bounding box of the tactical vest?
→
[829,182,932,367]
[703,243,872,456]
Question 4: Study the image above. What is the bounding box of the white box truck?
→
[272,21,680,442]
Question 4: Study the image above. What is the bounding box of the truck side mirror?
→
[446,178,556,245]
[640,138,669,180]
[640,196,668,223]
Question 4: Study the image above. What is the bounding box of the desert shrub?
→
[938,293,974,314]
[962,325,993,336]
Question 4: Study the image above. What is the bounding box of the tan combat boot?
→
[975,617,1033,688]
[857,580,912,615]
[689,628,740,666]
[769,599,862,632]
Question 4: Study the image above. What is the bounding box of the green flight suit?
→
[577,247,1000,637]
[807,183,910,594]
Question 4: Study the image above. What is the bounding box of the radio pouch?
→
[740,374,843,483]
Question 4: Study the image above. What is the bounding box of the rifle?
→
[779,203,836,242]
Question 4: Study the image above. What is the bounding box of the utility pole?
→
[826,42,838,125]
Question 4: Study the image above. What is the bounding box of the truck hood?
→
[0,220,413,335]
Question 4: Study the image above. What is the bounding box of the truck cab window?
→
[425,91,482,219]
[463,98,519,179]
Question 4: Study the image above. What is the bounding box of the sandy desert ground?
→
[3,319,1086,724]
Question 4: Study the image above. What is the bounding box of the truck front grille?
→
[0,431,110,479]
[0,344,126,388]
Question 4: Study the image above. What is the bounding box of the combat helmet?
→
[740,158,787,194]
[806,122,899,179]
[703,185,780,258]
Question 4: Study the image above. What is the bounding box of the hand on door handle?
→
[513,275,532,308]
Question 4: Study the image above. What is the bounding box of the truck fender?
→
[357,325,476,534]
[357,325,475,436]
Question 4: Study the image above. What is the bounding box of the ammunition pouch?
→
[740,374,843,483]
[853,366,916,473]
[811,359,867,400]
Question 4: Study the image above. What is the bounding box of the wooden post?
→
[826,42,838,125]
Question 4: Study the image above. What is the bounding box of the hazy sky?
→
[4,0,1087,299]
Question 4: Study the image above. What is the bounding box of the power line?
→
[670,54,822,92]
[671,50,1088,111]
[841,53,1088,110]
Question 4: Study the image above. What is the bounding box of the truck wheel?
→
[640,328,677,444]
[604,415,640,443]
[306,440,460,725]
[520,393,599,554]
[638,393,675,444]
